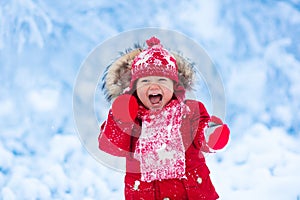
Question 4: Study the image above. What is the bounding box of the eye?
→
[141,79,149,83]
[138,79,150,85]
[158,78,167,82]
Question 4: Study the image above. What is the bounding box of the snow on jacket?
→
[99,99,219,199]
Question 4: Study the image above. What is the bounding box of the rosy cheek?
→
[137,91,148,105]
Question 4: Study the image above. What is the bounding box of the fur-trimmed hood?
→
[101,45,195,102]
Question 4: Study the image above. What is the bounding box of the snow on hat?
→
[130,37,179,89]
[102,36,195,102]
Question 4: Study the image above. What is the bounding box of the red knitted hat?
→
[130,37,178,89]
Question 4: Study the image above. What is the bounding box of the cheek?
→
[162,87,174,102]
[163,82,174,96]
[136,87,148,103]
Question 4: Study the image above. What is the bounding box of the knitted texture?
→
[134,99,187,182]
[130,37,178,89]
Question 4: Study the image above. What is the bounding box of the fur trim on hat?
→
[101,47,195,102]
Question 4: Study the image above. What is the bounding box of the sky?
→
[1,0,300,199]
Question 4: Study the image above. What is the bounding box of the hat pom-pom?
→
[146,36,161,48]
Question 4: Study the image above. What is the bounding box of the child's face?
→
[136,76,174,110]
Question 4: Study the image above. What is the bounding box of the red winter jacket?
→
[98,100,219,200]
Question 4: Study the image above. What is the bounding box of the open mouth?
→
[148,94,163,104]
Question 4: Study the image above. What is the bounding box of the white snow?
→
[1,0,300,199]
[27,88,59,112]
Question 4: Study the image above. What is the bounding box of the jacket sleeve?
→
[98,109,134,157]
[185,100,211,152]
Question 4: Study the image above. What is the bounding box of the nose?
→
[149,82,161,90]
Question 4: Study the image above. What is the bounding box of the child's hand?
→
[112,94,139,123]
[205,116,230,150]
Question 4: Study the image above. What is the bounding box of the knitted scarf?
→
[134,99,188,182]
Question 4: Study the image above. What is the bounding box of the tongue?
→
[149,95,161,104]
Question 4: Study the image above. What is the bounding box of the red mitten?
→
[205,116,230,150]
[112,94,139,123]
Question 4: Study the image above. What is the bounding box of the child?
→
[98,36,230,200]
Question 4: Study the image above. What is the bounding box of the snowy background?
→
[1,0,300,199]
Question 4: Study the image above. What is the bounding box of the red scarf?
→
[134,99,188,182]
